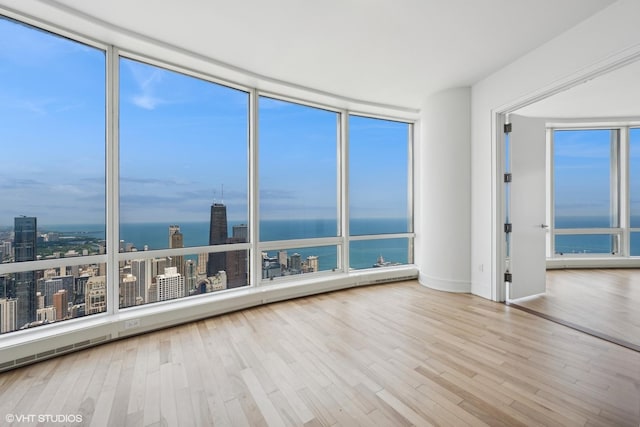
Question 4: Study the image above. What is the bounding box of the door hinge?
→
[504,272,513,282]
[504,123,512,133]
[504,223,512,233]
[504,173,512,183]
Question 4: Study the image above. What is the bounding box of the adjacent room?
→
[506,58,640,351]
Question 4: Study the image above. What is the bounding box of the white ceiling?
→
[3,0,617,109]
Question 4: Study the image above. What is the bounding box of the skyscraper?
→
[226,223,248,288]
[207,203,228,277]
[131,260,147,304]
[232,224,248,241]
[156,267,185,301]
[53,289,68,320]
[168,225,184,276]
[0,298,17,333]
[85,275,106,315]
[14,216,37,328]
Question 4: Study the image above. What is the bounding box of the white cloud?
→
[125,61,168,111]
[131,94,164,110]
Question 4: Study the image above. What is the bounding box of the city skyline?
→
[0,207,244,333]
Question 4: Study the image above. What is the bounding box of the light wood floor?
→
[512,269,640,350]
[1,280,639,426]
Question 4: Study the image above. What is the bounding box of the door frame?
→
[492,52,640,302]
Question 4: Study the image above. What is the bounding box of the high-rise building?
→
[75,275,90,305]
[120,274,137,308]
[156,267,185,301]
[0,275,9,299]
[131,260,148,304]
[226,222,248,288]
[306,256,319,273]
[85,275,106,315]
[0,298,17,333]
[225,248,247,288]
[184,260,197,293]
[232,224,248,242]
[14,216,37,328]
[289,253,301,272]
[53,289,68,320]
[168,225,185,276]
[36,292,44,309]
[278,250,288,268]
[151,257,169,278]
[2,242,12,259]
[40,275,74,307]
[37,307,56,323]
[207,203,228,277]
[197,253,207,275]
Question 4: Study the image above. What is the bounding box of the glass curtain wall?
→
[0,13,415,335]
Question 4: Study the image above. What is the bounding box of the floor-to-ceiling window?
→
[0,16,107,332]
[553,129,618,255]
[258,97,340,279]
[0,12,415,337]
[118,56,251,307]
[348,115,412,269]
[550,126,640,258]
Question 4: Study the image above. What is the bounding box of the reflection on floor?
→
[510,269,640,351]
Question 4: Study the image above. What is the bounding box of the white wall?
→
[416,87,471,292]
[471,0,640,300]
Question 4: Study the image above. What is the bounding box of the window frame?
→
[548,121,640,258]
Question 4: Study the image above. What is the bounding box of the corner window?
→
[349,116,411,269]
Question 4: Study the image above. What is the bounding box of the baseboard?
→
[418,272,470,293]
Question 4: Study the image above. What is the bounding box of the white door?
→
[508,114,547,300]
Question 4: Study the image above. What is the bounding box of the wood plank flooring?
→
[512,269,640,350]
[1,280,639,426]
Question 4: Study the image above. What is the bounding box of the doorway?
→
[501,60,640,351]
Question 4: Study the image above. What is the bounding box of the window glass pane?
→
[630,128,640,227]
[0,18,106,262]
[0,262,107,333]
[119,248,248,308]
[119,58,249,250]
[554,129,615,229]
[261,246,338,279]
[349,116,410,235]
[631,232,640,256]
[350,238,410,270]
[554,234,615,255]
[258,97,338,241]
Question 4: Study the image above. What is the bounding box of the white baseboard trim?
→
[418,272,471,293]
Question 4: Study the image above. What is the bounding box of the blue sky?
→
[0,17,409,228]
[554,129,612,218]
[555,128,640,221]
